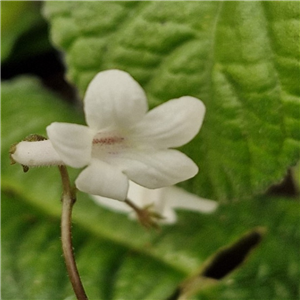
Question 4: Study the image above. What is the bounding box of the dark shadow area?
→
[201,228,264,279]
[166,228,265,300]
[1,8,77,104]
[267,170,298,198]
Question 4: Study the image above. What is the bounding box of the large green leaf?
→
[1,77,299,299]
[43,1,300,202]
[3,189,299,300]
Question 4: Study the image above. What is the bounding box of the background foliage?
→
[1,1,299,300]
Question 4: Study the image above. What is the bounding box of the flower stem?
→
[58,166,88,300]
[125,198,162,229]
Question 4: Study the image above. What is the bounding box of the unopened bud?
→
[10,139,64,170]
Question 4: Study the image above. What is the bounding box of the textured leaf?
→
[43,1,300,201]
[2,191,299,300]
[292,162,300,192]
[1,77,299,299]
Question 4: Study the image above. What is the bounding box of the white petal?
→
[163,186,218,213]
[11,140,64,167]
[89,180,160,215]
[127,181,165,208]
[158,207,178,224]
[114,149,198,189]
[84,70,148,130]
[131,96,205,148]
[127,182,178,224]
[75,159,129,201]
[47,122,94,168]
[91,195,132,213]
[90,182,217,225]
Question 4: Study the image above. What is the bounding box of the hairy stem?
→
[59,166,88,300]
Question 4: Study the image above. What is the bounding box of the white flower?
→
[92,181,218,224]
[47,70,205,200]
[13,69,206,201]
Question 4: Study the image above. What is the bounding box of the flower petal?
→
[47,122,94,168]
[84,70,148,130]
[91,195,132,213]
[131,96,205,148]
[112,149,198,189]
[90,182,217,225]
[75,159,129,201]
[163,186,218,213]
[11,140,64,167]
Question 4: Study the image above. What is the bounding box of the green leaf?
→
[1,2,48,62]
[1,77,299,299]
[2,192,299,300]
[43,1,300,201]
[292,162,300,192]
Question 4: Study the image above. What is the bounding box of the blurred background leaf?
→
[1,1,51,63]
[292,162,300,192]
[1,1,76,103]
